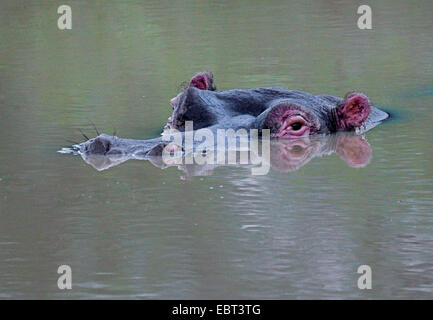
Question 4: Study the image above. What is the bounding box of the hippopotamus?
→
[79,71,388,159]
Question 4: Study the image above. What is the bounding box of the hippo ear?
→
[189,71,216,91]
[337,93,371,129]
[336,134,372,168]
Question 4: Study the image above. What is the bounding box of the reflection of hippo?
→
[72,133,372,176]
[78,71,388,158]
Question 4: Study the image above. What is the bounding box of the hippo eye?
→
[291,122,303,131]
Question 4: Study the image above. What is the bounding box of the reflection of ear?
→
[147,142,169,156]
[336,135,372,168]
[337,93,371,129]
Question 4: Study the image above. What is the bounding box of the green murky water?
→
[0,0,432,299]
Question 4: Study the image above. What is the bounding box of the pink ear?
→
[337,93,371,129]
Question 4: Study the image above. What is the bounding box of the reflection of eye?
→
[291,122,303,131]
[291,145,303,153]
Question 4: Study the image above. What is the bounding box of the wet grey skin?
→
[79,86,389,157]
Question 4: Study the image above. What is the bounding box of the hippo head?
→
[166,72,388,138]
